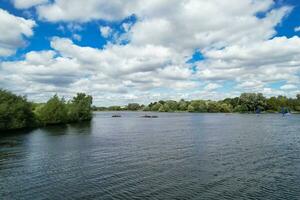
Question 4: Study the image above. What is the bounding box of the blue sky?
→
[0,0,300,105]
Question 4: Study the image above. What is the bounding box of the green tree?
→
[165,100,178,112]
[190,101,200,112]
[187,105,195,112]
[178,99,188,111]
[127,103,141,111]
[207,101,220,113]
[68,93,93,122]
[36,95,68,125]
[0,90,36,130]
[159,104,171,112]
[143,106,151,111]
[266,97,278,112]
[151,103,162,111]
[108,106,122,111]
[219,103,232,113]
[233,105,248,113]
[198,101,208,112]
[239,93,266,112]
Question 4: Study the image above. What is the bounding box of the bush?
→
[36,95,68,125]
[68,93,93,122]
[0,90,36,130]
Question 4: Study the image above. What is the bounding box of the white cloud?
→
[280,84,297,90]
[196,36,300,92]
[204,83,222,91]
[99,26,112,38]
[35,0,290,53]
[12,0,48,9]
[1,0,300,104]
[36,0,136,22]
[0,9,36,56]
[122,22,132,32]
[0,37,196,103]
[128,1,290,53]
[50,37,176,75]
[72,33,81,41]
[294,26,300,32]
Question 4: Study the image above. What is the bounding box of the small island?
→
[0,89,93,131]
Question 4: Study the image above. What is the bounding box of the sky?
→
[0,0,300,106]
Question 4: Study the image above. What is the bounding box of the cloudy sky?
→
[0,0,300,105]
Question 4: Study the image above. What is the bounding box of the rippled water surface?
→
[1,112,300,199]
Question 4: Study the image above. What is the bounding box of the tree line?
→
[0,89,93,131]
[2,90,300,131]
[94,93,300,113]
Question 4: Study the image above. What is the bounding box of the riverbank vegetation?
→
[2,90,300,131]
[0,90,93,131]
[94,93,300,113]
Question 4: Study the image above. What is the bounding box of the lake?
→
[1,112,300,199]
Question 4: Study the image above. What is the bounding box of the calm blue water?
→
[0,112,300,199]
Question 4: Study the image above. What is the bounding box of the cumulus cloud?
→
[196,36,300,92]
[280,84,297,90]
[204,83,222,91]
[0,9,36,56]
[1,37,196,103]
[34,0,290,52]
[2,0,300,104]
[36,0,136,22]
[12,0,48,9]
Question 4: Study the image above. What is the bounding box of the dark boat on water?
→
[112,115,122,118]
[141,115,158,118]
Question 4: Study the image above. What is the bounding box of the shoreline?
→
[93,110,300,114]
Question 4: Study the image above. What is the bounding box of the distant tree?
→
[219,103,233,113]
[158,100,165,105]
[36,95,68,125]
[143,106,151,111]
[223,97,239,108]
[190,101,200,112]
[187,105,195,112]
[198,101,208,112]
[178,99,188,111]
[266,97,278,111]
[151,103,162,111]
[207,101,220,113]
[275,95,290,111]
[127,103,141,111]
[294,94,300,111]
[239,93,266,112]
[68,93,93,122]
[233,105,248,113]
[165,100,178,111]
[0,90,36,130]
[160,104,171,112]
[108,106,122,111]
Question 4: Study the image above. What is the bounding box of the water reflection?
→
[0,121,93,169]
[41,121,92,136]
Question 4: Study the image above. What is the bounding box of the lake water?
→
[1,112,300,199]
